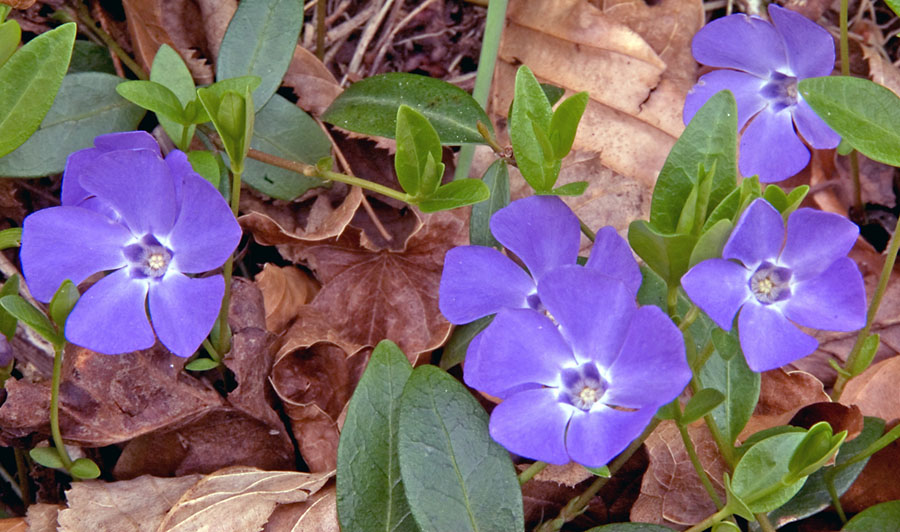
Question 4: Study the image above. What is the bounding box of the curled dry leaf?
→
[283,45,343,116]
[631,420,726,529]
[789,402,864,441]
[255,264,320,333]
[264,484,339,532]
[240,185,364,245]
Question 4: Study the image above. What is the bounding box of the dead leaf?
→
[283,45,343,116]
[24,504,60,532]
[255,264,320,333]
[0,0,35,9]
[240,186,363,245]
[740,369,829,441]
[789,402,863,441]
[840,356,900,423]
[839,420,900,513]
[264,484,340,532]
[631,420,726,529]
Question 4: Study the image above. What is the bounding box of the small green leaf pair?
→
[0,277,78,351]
[29,447,99,480]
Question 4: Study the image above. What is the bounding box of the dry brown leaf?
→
[240,186,363,245]
[840,420,900,513]
[840,356,900,422]
[789,402,863,441]
[58,475,201,532]
[264,484,340,532]
[24,504,60,532]
[283,45,343,116]
[0,0,35,8]
[739,369,828,441]
[159,467,332,532]
[255,264,320,333]
[631,421,726,529]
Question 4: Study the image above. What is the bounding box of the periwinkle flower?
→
[439,195,641,324]
[681,199,866,372]
[684,5,840,182]
[464,266,689,467]
[20,131,241,357]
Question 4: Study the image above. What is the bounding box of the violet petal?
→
[439,246,535,324]
[65,269,155,354]
[783,257,866,331]
[92,130,160,154]
[739,108,810,182]
[20,206,132,302]
[792,100,840,149]
[682,258,753,330]
[738,302,818,371]
[691,12,788,77]
[585,226,642,295]
[780,207,858,280]
[723,199,784,268]
[489,196,579,281]
[683,71,768,129]
[489,388,573,465]
[164,150,190,208]
[769,5,835,79]
[148,272,224,357]
[566,405,656,468]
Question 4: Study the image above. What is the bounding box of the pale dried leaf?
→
[283,45,343,116]
[255,264,319,333]
[264,485,339,532]
[240,186,363,245]
[24,504,60,532]
[841,356,900,422]
[0,517,26,532]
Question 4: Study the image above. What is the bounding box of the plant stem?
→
[684,507,731,532]
[677,419,724,509]
[838,0,863,215]
[678,305,700,332]
[13,448,29,505]
[518,461,548,485]
[215,167,242,355]
[315,0,326,61]
[832,211,900,400]
[49,344,73,470]
[72,1,148,80]
[577,215,595,242]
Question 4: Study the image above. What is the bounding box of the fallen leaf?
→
[789,402,864,441]
[255,264,320,333]
[0,0,36,8]
[264,484,339,532]
[24,504,60,532]
[739,369,829,441]
[840,420,900,513]
[283,45,343,116]
[240,185,363,245]
[841,356,900,423]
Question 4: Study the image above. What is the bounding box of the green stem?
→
[838,0,864,216]
[577,216,595,242]
[693,373,736,468]
[202,338,221,363]
[49,344,73,471]
[453,0,508,181]
[755,512,778,532]
[518,461,548,485]
[684,507,731,532]
[677,418,724,509]
[824,472,848,524]
[72,2,148,80]
[215,166,242,354]
[678,305,700,332]
[832,211,900,400]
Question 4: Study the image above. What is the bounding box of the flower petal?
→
[79,149,178,237]
[21,206,132,302]
[585,226,642,295]
[780,207,858,279]
[65,269,155,354]
[683,70,768,129]
[93,130,161,154]
[739,107,810,182]
[166,172,241,273]
[691,12,788,77]
[490,196,579,281]
[463,308,576,398]
[769,5,835,79]
[439,246,535,324]
[738,302,818,372]
[604,306,690,409]
[538,266,635,369]
[681,258,752,330]
[792,99,840,149]
[566,405,656,468]
[723,198,785,268]
[165,150,190,208]
[784,257,866,331]
[148,272,224,357]
[489,388,573,465]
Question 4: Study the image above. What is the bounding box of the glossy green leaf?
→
[627,220,697,286]
[48,280,78,331]
[0,19,20,68]
[703,177,761,232]
[549,181,589,196]
[849,333,879,377]
[417,179,489,213]
[0,274,18,340]
[0,72,145,177]
[323,73,492,144]
[469,160,509,249]
[198,87,254,173]
[650,90,737,234]
[799,76,900,166]
[681,388,725,425]
[399,365,523,532]
[0,227,20,250]
[688,218,732,268]
[116,80,186,123]
[151,44,197,149]
[439,315,493,371]
[187,150,221,187]
[29,447,63,469]
[217,0,303,111]
[242,93,331,200]
[70,458,101,480]
[731,431,807,513]
[701,330,759,445]
[68,41,116,74]
[0,22,76,158]
[509,65,558,191]
[396,105,444,197]
[842,500,900,531]
[185,358,220,371]
[337,340,418,532]
[549,91,588,159]
[0,295,57,346]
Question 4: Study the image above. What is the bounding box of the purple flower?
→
[20,131,241,357]
[684,5,840,182]
[681,199,866,372]
[439,195,640,324]
[464,266,689,467]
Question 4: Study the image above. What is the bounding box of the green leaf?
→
[323,73,492,144]
[509,65,558,191]
[185,358,221,371]
[681,388,725,425]
[68,41,116,74]
[0,295,57,346]
[837,137,854,155]
[627,220,697,286]
[29,447,63,469]
[703,177,762,232]
[0,274,19,340]
[0,72,145,177]
[197,87,254,173]
[786,422,846,481]
[548,181,589,196]
[187,150,221,188]
[398,365,524,532]
[0,227,20,250]
[217,0,303,111]
[242,94,332,201]
[849,333,879,377]
[650,90,737,234]
[539,83,565,106]
[701,330,759,446]
[585,524,676,532]
[469,160,509,249]
[48,280,79,331]
[150,44,197,150]
[395,105,444,197]
[549,91,588,159]
[0,22,76,158]
[70,458,101,480]
[116,80,187,123]
[688,218,733,268]
[416,179,490,213]
[439,315,493,371]
[799,76,900,166]
[585,465,610,477]
[731,431,808,513]
[0,19,20,69]
[337,340,418,532]
[636,264,667,310]
[842,500,900,531]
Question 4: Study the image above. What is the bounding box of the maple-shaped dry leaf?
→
[255,264,320,333]
[283,45,343,116]
[264,484,339,532]
[240,186,363,245]
[158,467,332,532]
[631,420,726,529]
[58,474,201,532]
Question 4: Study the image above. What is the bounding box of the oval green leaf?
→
[0,22,76,158]
[398,365,524,532]
[48,280,79,331]
[395,105,443,197]
[70,458,101,480]
[185,358,220,372]
[0,20,21,68]
[0,295,58,346]
[29,447,64,470]
[469,159,509,249]
[323,72,492,145]
[843,500,900,531]
[701,329,759,446]
[731,431,807,513]
[116,80,186,123]
[416,178,489,213]
[151,44,197,149]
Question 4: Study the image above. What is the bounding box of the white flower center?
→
[124,235,173,280]
[560,363,606,411]
[749,262,792,304]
